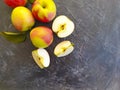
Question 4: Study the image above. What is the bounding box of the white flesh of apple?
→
[52,15,75,38]
[32,48,50,69]
[54,41,74,57]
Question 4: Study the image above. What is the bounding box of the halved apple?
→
[52,15,75,38]
[54,41,74,57]
[32,48,50,69]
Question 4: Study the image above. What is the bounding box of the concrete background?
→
[0,0,120,90]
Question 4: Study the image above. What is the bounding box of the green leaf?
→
[28,0,35,3]
[0,32,27,44]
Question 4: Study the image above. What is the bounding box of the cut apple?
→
[32,48,50,69]
[52,15,75,38]
[54,41,74,57]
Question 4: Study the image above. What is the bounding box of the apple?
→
[32,48,50,69]
[54,41,74,57]
[30,26,53,48]
[11,6,35,31]
[32,0,56,22]
[52,15,75,38]
[4,0,27,8]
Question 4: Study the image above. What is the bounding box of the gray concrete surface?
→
[0,0,120,90]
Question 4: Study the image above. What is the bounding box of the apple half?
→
[32,48,50,69]
[52,15,75,38]
[54,41,74,57]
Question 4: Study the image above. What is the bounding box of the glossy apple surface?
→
[4,0,27,8]
[30,26,53,48]
[11,6,35,31]
[32,0,56,22]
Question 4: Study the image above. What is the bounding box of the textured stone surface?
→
[0,0,120,90]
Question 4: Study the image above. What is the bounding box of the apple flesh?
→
[11,6,35,31]
[54,41,74,57]
[32,48,50,69]
[32,0,56,22]
[4,0,27,8]
[30,26,53,48]
[52,15,75,38]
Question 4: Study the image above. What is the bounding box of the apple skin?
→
[30,26,53,48]
[11,6,35,31]
[32,0,56,22]
[4,0,27,8]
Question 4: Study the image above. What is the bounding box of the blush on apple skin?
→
[30,27,53,45]
[32,0,56,22]
[32,9,56,22]
[30,26,54,48]
[11,6,35,31]
[12,17,35,31]
[41,28,53,45]
[12,18,23,30]
[4,0,27,8]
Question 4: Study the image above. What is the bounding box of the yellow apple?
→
[11,6,35,31]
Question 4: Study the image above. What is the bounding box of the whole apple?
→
[30,26,53,48]
[4,0,27,8]
[32,0,56,22]
[11,6,35,31]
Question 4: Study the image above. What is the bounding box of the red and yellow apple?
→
[32,0,56,22]
[11,6,35,31]
[4,0,27,8]
[30,26,53,48]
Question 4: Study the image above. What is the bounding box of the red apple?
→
[30,26,53,48]
[4,0,27,8]
[32,0,56,22]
